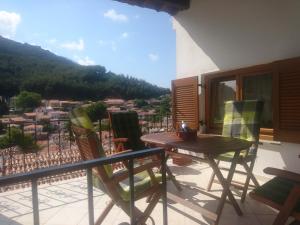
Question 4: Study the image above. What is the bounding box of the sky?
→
[0,0,176,88]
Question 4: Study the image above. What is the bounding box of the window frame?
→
[204,63,276,140]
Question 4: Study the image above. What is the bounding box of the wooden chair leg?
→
[161,153,182,191]
[138,191,161,225]
[241,159,257,203]
[166,165,182,191]
[95,200,114,225]
[146,193,153,203]
[289,220,300,225]
[206,160,219,191]
[273,186,300,225]
[208,153,243,225]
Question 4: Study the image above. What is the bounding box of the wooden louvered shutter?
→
[172,76,199,130]
[274,58,300,143]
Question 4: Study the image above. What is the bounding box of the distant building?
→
[24,112,37,120]
[60,101,82,111]
[10,117,27,124]
[48,111,68,120]
[24,124,43,134]
[147,98,161,105]
[104,99,125,106]
[48,100,61,110]
[107,106,122,112]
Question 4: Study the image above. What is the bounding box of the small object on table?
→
[176,121,197,141]
[173,121,195,165]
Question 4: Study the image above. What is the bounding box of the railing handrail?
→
[1,118,70,124]
[0,147,164,186]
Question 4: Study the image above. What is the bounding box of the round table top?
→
[141,132,252,156]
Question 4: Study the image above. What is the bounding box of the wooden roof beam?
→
[113,0,190,15]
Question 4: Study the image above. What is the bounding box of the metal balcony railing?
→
[0,112,173,190]
[0,147,168,225]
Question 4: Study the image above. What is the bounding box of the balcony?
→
[0,114,291,225]
[0,160,280,225]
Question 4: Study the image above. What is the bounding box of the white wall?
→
[174,0,300,77]
[173,0,300,178]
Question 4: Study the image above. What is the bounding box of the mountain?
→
[0,36,169,100]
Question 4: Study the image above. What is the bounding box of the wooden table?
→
[141,132,252,225]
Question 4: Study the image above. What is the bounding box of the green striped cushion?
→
[252,177,300,212]
[222,100,264,142]
[92,163,162,202]
[70,108,160,202]
[110,111,145,151]
[216,150,248,162]
[69,107,113,177]
[217,100,263,161]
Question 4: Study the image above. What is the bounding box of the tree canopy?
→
[134,99,148,108]
[0,100,9,116]
[0,127,39,153]
[84,102,107,122]
[0,36,170,101]
[16,91,42,112]
[157,95,171,116]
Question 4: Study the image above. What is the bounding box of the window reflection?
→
[212,78,236,124]
[243,74,273,128]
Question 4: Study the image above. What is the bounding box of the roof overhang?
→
[113,0,190,15]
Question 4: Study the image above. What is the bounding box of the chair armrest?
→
[264,167,300,183]
[112,160,161,183]
[110,149,132,155]
[112,138,128,143]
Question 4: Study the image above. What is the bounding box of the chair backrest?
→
[222,100,264,143]
[69,108,113,179]
[109,111,145,151]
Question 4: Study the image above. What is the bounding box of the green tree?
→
[0,127,39,153]
[84,102,107,122]
[0,121,5,134]
[0,36,170,101]
[0,100,9,116]
[16,91,42,112]
[157,95,171,116]
[134,99,148,108]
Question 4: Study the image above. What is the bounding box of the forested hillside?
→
[0,36,169,100]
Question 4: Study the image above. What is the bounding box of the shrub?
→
[0,127,39,153]
[84,102,107,122]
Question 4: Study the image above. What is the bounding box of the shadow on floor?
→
[0,214,22,225]
[168,164,203,176]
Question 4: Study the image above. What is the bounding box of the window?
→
[205,58,300,143]
[208,73,273,130]
[211,78,236,125]
[205,65,274,139]
[242,74,273,128]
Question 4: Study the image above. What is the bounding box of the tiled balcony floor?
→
[0,161,293,225]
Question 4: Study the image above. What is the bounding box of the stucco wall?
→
[173,0,300,178]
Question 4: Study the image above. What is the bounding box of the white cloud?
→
[148,53,159,62]
[104,9,128,22]
[46,38,57,44]
[0,11,21,38]
[121,32,129,39]
[61,38,84,51]
[75,56,95,66]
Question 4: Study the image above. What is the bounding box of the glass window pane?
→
[243,74,272,128]
[212,78,236,124]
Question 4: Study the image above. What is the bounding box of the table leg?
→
[164,152,182,191]
[208,151,243,225]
